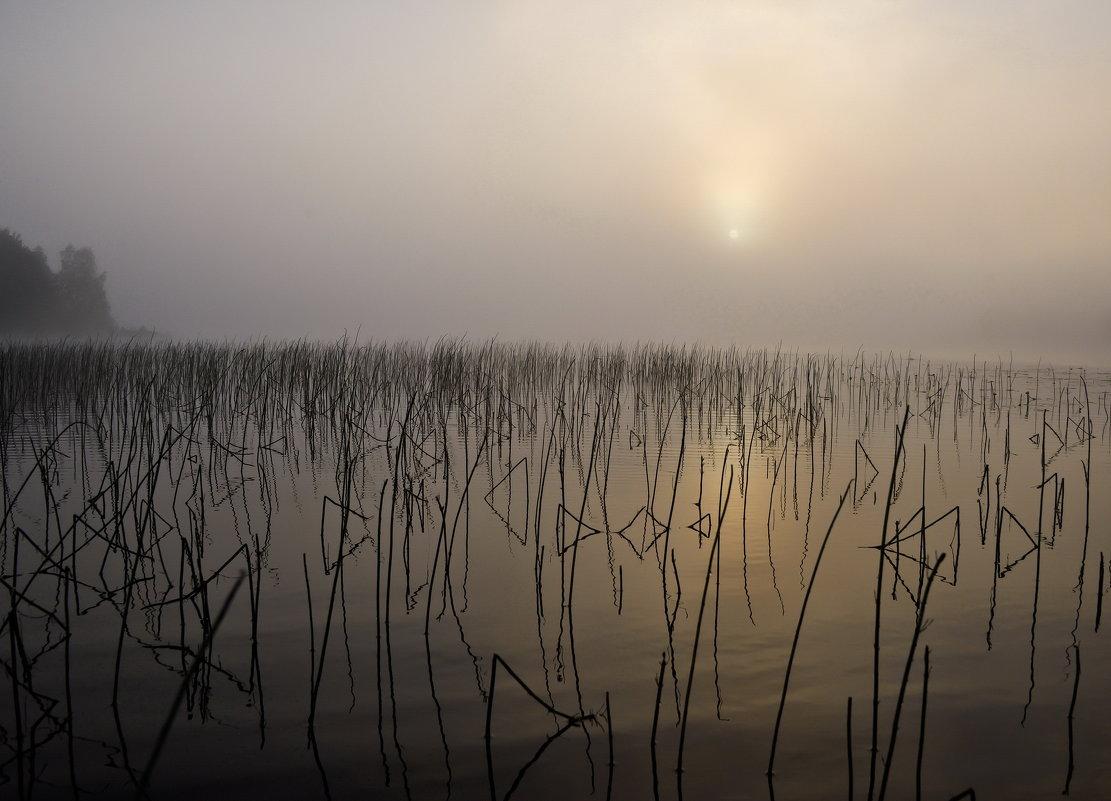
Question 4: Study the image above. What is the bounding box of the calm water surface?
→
[2,343,1109,800]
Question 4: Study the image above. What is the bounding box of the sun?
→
[708,184,761,246]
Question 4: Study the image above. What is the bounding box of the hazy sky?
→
[2,1,1109,361]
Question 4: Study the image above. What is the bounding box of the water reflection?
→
[1,342,1109,800]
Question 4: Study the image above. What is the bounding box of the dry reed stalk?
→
[767,479,853,776]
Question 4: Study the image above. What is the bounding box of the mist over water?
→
[2,2,1110,362]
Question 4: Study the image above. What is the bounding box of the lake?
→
[2,340,1109,800]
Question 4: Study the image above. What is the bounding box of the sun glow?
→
[712,187,761,246]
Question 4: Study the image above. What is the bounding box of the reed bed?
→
[1,339,1108,800]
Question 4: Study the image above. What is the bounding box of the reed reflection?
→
[1,341,1109,800]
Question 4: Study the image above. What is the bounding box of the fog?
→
[2,1,1109,362]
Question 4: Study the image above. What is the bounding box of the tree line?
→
[1,228,116,336]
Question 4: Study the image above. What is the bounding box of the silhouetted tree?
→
[0,229,59,333]
[57,245,114,333]
[0,228,116,336]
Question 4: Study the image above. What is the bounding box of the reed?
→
[136,572,246,797]
[1063,644,1080,795]
[676,449,733,782]
[868,406,910,801]
[877,553,946,801]
[767,479,853,776]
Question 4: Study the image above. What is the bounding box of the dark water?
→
[2,342,1109,800]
